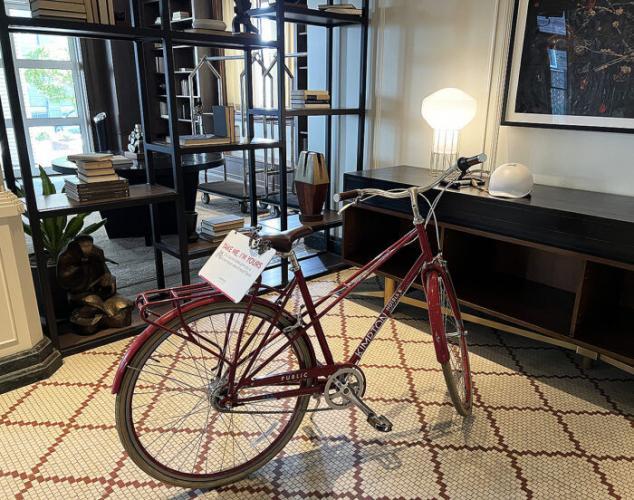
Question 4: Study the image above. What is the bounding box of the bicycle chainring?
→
[324,367,366,409]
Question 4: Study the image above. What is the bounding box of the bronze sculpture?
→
[57,235,133,335]
[232,0,258,34]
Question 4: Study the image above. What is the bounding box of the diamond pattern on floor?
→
[0,270,632,499]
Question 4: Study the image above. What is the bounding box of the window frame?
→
[2,1,91,176]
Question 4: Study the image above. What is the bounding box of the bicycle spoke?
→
[120,303,310,483]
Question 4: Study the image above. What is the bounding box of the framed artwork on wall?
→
[503,0,634,133]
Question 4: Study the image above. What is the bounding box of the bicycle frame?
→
[224,218,449,407]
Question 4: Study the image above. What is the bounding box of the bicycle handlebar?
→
[458,153,487,173]
[333,154,487,204]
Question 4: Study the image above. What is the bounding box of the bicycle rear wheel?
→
[115,301,314,489]
[426,270,472,416]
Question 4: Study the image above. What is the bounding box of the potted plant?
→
[19,167,107,319]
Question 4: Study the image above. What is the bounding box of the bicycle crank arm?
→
[336,381,393,433]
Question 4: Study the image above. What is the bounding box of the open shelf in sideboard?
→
[342,203,634,367]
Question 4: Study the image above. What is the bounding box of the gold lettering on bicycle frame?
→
[354,287,404,359]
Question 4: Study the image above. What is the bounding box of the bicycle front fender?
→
[111,295,301,394]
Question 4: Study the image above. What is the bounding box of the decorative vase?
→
[295,151,328,222]
[185,211,199,242]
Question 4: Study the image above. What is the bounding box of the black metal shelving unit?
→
[0,0,368,355]
[247,0,370,279]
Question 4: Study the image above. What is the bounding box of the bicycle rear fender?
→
[111,295,310,394]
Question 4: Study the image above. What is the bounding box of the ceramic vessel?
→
[295,151,328,222]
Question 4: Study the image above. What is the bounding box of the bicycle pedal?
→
[367,413,393,433]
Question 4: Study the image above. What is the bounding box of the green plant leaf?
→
[63,213,88,241]
[79,218,107,236]
[38,165,56,195]
[41,216,60,258]
[22,221,32,236]
[15,183,25,198]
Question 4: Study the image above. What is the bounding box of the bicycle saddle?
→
[260,225,313,253]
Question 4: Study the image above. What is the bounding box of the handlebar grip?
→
[457,153,487,172]
[333,190,358,202]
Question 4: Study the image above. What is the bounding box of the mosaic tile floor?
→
[1,271,633,499]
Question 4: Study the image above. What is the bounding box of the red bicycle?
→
[112,154,485,489]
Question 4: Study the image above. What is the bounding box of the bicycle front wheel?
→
[115,301,314,489]
[426,270,473,416]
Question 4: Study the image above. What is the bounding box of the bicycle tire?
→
[426,270,473,416]
[115,301,315,489]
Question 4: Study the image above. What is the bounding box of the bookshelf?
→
[0,0,369,355]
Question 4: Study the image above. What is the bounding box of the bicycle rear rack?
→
[136,279,284,330]
[136,282,223,325]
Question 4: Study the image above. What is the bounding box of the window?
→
[1,1,90,177]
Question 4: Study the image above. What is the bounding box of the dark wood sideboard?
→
[343,166,634,372]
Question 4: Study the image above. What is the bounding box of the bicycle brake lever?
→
[337,198,359,216]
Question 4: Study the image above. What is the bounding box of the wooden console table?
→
[343,166,634,372]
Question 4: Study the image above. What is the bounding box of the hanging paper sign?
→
[198,230,275,303]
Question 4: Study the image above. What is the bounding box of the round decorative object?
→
[489,162,534,199]
[324,367,366,409]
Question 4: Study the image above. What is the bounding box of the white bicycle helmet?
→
[488,163,534,199]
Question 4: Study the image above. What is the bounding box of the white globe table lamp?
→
[421,88,477,174]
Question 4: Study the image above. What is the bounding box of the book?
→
[74,162,114,171]
[97,0,108,24]
[66,190,129,202]
[107,0,114,24]
[202,214,244,225]
[212,105,236,142]
[201,214,244,233]
[290,103,331,109]
[322,7,362,14]
[200,221,244,234]
[67,153,112,162]
[84,0,93,22]
[65,182,128,193]
[78,173,121,183]
[184,28,229,35]
[192,18,226,30]
[31,9,87,19]
[77,167,115,176]
[291,90,330,97]
[30,1,86,12]
[171,11,190,20]
[65,178,128,190]
[291,98,331,103]
[199,233,227,245]
[179,134,230,147]
[111,155,133,165]
[318,3,356,9]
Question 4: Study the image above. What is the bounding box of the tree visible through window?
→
[0,3,89,178]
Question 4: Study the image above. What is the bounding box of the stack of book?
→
[185,18,228,34]
[30,0,115,24]
[65,153,129,202]
[317,3,362,15]
[175,105,237,148]
[291,90,331,109]
[199,215,244,245]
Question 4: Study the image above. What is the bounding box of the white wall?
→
[370,0,634,196]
